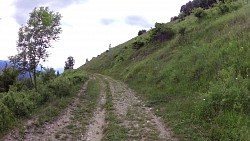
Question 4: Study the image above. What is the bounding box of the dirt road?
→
[2,75,177,141]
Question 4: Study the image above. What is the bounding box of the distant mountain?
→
[0,60,10,71]
[55,68,64,74]
[0,60,64,79]
[0,60,28,80]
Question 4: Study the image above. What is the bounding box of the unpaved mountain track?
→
[103,75,177,141]
[2,74,177,141]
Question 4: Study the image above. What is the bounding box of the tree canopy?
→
[64,56,75,70]
[12,7,62,90]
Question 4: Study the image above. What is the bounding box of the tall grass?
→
[83,2,250,140]
[0,69,88,137]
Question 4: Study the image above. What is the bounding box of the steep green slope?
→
[82,2,250,140]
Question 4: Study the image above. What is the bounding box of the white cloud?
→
[12,0,86,24]
[0,0,190,68]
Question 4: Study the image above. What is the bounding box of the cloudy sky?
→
[0,0,189,69]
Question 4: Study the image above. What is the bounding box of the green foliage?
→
[217,3,230,14]
[178,27,186,36]
[216,2,243,15]
[178,13,185,21]
[132,40,145,50]
[0,102,14,132]
[150,24,175,42]
[46,78,71,98]
[41,67,56,84]
[0,67,18,92]
[83,3,250,140]
[138,29,147,36]
[14,6,62,91]
[14,78,33,91]
[193,8,207,19]
[197,68,250,140]
[2,91,34,118]
[180,0,222,16]
[199,68,250,120]
[64,56,75,70]
[0,69,88,135]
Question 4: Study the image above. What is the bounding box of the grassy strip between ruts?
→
[102,77,128,141]
[54,77,101,140]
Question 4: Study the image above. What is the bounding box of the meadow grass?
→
[83,2,250,140]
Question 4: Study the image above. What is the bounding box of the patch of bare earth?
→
[105,76,177,141]
[2,80,89,141]
[83,78,106,141]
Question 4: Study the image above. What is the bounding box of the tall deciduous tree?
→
[15,7,62,91]
[64,56,75,70]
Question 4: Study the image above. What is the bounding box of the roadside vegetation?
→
[0,6,88,139]
[0,69,88,137]
[83,1,250,140]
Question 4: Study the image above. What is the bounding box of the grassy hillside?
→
[82,2,250,140]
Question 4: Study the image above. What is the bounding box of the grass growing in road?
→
[102,79,128,141]
[55,77,101,140]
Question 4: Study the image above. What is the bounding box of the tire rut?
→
[83,77,106,141]
[3,75,177,141]
[104,76,177,141]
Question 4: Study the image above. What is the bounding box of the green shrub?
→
[178,12,185,21]
[138,29,147,36]
[217,3,230,14]
[193,8,207,19]
[132,40,145,50]
[47,78,71,98]
[215,2,243,15]
[36,86,54,105]
[41,68,56,84]
[150,25,175,42]
[15,78,33,91]
[178,27,186,36]
[0,67,18,93]
[2,91,34,117]
[0,102,14,132]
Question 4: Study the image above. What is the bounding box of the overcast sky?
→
[0,0,189,69]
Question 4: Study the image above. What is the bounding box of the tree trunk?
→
[28,71,34,87]
[33,69,37,91]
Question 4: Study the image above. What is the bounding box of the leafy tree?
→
[9,54,33,82]
[41,67,56,84]
[14,7,62,91]
[180,0,218,16]
[0,65,18,92]
[64,56,75,70]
